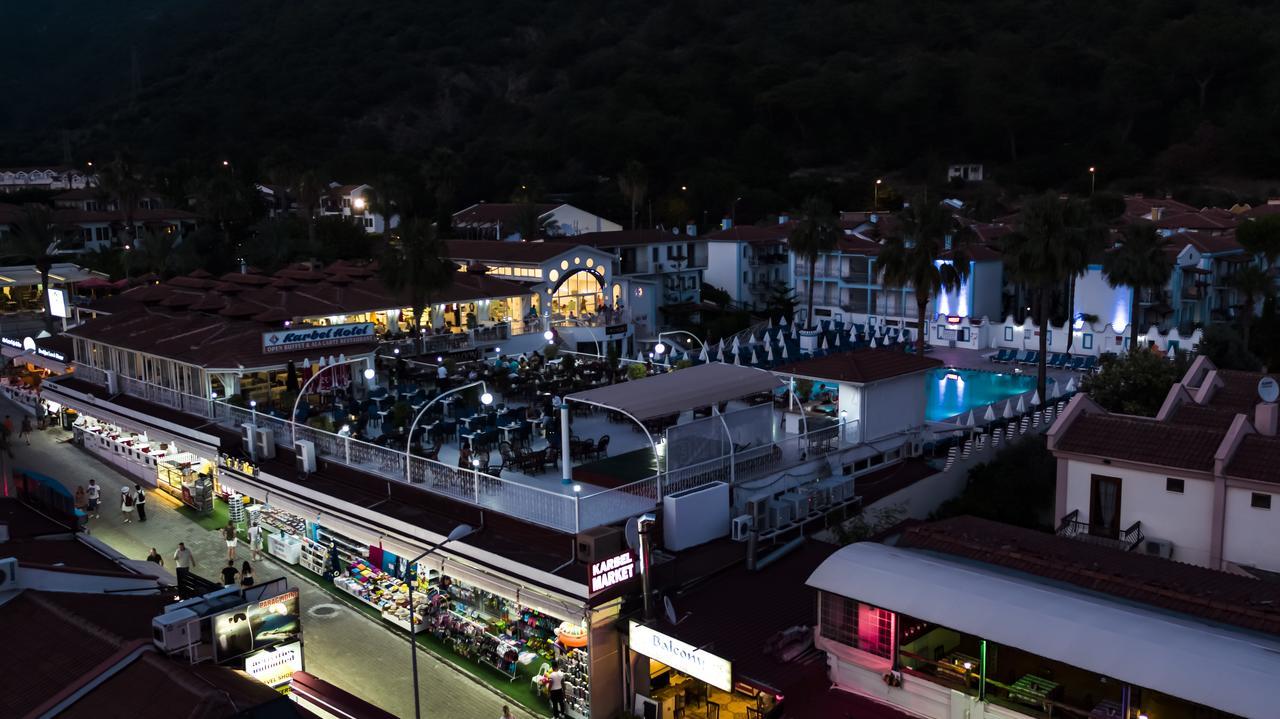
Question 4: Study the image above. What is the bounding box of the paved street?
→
[3,396,536,719]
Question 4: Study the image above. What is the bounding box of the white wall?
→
[861,374,927,442]
[1073,266,1132,334]
[549,206,622,236]
[1222,487,1280,572]
[1063,459,1215,566]
[970,261,1003,321]
[705,242,745,303]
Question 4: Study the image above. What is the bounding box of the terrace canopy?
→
[565,362,783,422]
[807,542,1280,719]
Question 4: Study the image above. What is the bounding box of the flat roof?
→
[567,362,783,421]
[807,542,1280,718]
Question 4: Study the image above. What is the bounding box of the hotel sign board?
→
[262,322,375,354]
[629,620,732,691]
[589,550,636,595]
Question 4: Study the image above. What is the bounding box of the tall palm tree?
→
[788,197,840,332]
[617,161,647,230]
[379,218,455,332]
[1230,264,1272,347]
[1102,221,1173,352]
[5,205,65,333]
[1003,193,1106,399]
[879,199,972,354]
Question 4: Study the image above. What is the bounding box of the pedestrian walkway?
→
[3,396,537,719]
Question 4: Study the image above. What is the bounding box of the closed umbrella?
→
[718,338,726,356]
[698,344,709,362]
[1031,390,1041,406]
[983,404,997,423]
[734,351,743,366]
[749,347,759,365]
[870,337,878,348]
[780,316,788,327]
[963,410,976,427]
[1166,346,1176,359]
[1016,396,1026,413]
[1065,377,1077,393]
[1002,401,1014,419]
[781,343,790,360]
[731,336,741,354]
[766,343,775,362]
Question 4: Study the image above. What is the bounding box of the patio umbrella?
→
[1015,396,1026,413]
[698,344,709,362]
[870,337,878,348]
[780,316,788,327]
[1031,390,1041,406]
[734,351,743,366]
[731,336,741,354]
[964,410,976,427]
[1065,377,1077,393]
[1002,401,1014,419]
[765,343,775,362]
[983,404,997,423]
[749,346,759,365]
[781,343,790,360]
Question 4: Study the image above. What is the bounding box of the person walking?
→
[120,486,135,524]
[146,548,164,566]
[133,484,147,522]
[247,522,262,561]
[74,485,88,514]
[220,560,239,587]
[86,479,100,518]
[223,522,238,560]
[3,415,13,440]
[173,542,195,582]
[19,415,31,445]
[547,661,566,718]
[500,706,514,719]
[239,561,255,588]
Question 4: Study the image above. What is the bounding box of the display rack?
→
[300,537,330,575]
[562,645,591,719]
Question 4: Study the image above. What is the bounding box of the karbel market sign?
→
[589,551,636,595]
[262,323,375,354]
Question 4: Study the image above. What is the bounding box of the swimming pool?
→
[926,368,1047,422]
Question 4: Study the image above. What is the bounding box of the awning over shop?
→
[566,362,782,421]
[806,542,1280,719]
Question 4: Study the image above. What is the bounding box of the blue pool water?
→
[926,368,1046,422]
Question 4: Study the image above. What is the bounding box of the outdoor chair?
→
[591,435,610,459]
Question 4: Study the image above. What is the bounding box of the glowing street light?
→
[1088,166,1096,196]
[653,343,666,355]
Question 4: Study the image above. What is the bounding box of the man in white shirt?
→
[547,661,566,718]
[85,479,101,519]
[173,542,196,582]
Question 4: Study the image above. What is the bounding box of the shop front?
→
[218,470,604,718]
[627,621,778,719]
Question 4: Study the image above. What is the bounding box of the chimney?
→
[685,221,697,237]
[1256,402,1279,437]
[721,217,733,231]
[778,213,790,225]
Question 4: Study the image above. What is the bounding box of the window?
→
[819,593,894,659]
[1166,478,1185,494]
[1252,493,1272,510]
[820,592,857,646]
[1082,333,1093,350]
[1004,326,1014,342]
[651,247,659,263]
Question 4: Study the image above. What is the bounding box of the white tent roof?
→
[0,263,103,287]
[807,542,1280,719]
[567,362,782,421]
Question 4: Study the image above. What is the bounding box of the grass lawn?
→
[176,497,231,530]
[289,564,549,715]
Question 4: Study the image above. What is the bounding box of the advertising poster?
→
[214,589,300,662]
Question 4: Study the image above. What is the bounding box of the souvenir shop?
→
[237,495,596,718]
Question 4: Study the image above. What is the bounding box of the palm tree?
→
[1230,264,1272,347]
[617,161,647,230]
[97,155,145,247]
[379,218,455,333]
[5,205,65,333]
[788,197,840,332]
[1237,214,1280,270]
[1003,193,1106,399]
[1102,221,1173,352]
[879,199,971,354]
[367,177,400,240]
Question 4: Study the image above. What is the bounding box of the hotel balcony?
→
[1055,510,1144,552]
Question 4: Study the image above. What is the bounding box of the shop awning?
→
[566,363,783,421]
[807,542,1280,719]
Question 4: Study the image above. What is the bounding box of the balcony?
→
[1056,510,1144,552]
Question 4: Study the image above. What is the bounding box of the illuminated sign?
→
[213,589,300,662]
[245,640,303,689]
[261,322,374,354]
[35,346,67,362]
[629,620,732,691]
[589,551,636,595]
[0,337,21,350]
[47,288,70,318]
[946,315,961,325]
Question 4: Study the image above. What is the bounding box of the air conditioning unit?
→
[255,428,276,459]
[152,607,201,652]
[783,493,809,519]
[105,370,119,395]
[0,557,18,591]
[829,479,855,503]
[766,498,795,529]
[808,487,832,511]
[731,514,753,542]
[1143,539,1174,559]
[575,525,624,565]
[240,423,256,459]
[295,440,316,473]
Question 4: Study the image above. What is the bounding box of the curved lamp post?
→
[404,380,491,484]
[290,356,375,444]
[654,330,705,362]
[406,523,477,719]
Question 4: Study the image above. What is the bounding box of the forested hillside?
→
[3,0,1278,213]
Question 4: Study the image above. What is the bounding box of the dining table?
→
[1009,674,1059,708]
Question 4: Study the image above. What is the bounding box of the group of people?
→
[73,479,147,524]
[0,413,32,457]
[149,542,257,589]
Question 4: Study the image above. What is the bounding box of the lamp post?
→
[406,524,477,719]
[404,380,491,484]
[1088,166,1096,196]
[873,179,882,212]
[656,330,705,357]
[290,357,373,445]
[249,399,257,427]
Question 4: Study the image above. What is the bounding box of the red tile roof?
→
[703,224,792,244]
[572,228,681,248]
[1224,433,1280,483]
[774,348,942,384]
[1054,413,1225,472]
[899,516,1280,636]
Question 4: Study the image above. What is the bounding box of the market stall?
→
[156,453,217,514]
[73,414,187,484]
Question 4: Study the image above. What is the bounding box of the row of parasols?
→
[950,377,1078,429]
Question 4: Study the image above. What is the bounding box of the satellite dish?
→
[1259,377,1279,404]
[625,516,641,552]
[664,595,678,626]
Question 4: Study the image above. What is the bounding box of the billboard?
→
[261,322,375,354]
[47,288,70,319]
[245,640,303,690]
[213,589,300,662]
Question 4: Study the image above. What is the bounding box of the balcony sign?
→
[262,322,375,354]
[629,620,732,691]
[589,550,636,595]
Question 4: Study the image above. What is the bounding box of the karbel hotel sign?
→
[262,322,375,354]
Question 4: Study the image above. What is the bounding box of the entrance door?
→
[1089,475,1122,539]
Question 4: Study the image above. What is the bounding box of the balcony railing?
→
[1056,510,1144,551]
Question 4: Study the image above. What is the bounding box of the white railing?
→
[578,476,661,529]
[72,362,107,385]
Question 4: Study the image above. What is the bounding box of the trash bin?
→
[61,408,77,430]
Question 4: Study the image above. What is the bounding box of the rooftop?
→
[702,224,792,244]
[444,238,588,264]
[1053,412,1225,473]
[452,202,561,227]
[774,348,942,384]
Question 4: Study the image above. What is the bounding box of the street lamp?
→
[658,330,705,358]
[249,399,257,427]
[1088,166,1096,196]
[353,196,367,212]
[873,179,883,212]
[404,381,491,483]
[289,356,370,444]
[406,524,477,719]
